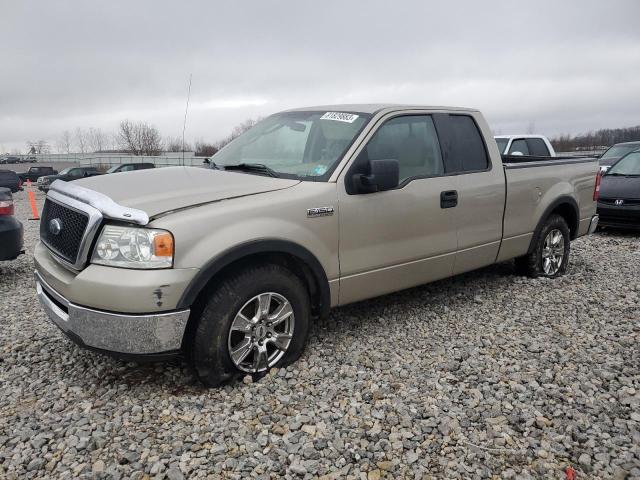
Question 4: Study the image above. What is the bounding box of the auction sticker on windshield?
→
[320,112,359,123]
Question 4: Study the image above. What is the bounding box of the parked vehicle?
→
[37,166,102,191]
[1,156,21,164]
[106,163,155,174]
[597,150,640,229]
[494,135,556,157]
[18,166,57,183]
[0,170,23,193]
[0,188,24,261]
[598,141,640,172]
[34,104,599,386]
[24,156,38,163]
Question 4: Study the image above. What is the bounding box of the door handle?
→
[440,190,458,208]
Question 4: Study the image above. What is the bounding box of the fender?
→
[526,195,579,254]
[177,239,331,318]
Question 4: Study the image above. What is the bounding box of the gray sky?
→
[1,0,639,153]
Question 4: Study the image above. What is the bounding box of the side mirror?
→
[353,159,399,194]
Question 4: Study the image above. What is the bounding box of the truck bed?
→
[496,155,599,262]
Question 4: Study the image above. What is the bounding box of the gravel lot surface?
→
[1,190,639,479]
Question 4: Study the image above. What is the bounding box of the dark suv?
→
[19,166,57,182]
[0,170,23,193]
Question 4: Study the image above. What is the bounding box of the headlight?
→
[91,225,174,269]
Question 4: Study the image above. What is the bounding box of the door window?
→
[363,115,444,184]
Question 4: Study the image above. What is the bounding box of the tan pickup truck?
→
[34,105,600,386]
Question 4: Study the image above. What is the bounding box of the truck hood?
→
[600,175,640,200]
[73,166,300,217]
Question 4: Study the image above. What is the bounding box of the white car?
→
[495,135,556,157]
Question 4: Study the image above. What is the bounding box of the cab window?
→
[361,115,444,184]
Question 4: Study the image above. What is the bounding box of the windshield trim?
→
[211,110,372,182]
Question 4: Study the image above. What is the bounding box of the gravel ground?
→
[1,190,639,479]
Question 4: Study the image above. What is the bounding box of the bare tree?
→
[118,120,163,155]
[56,130,73,154]
[526,121,536,134]
[194,139,218,157]
[75,127,88,153]
[87,127,107,153]
[26,140,50,154]
[165,136,191,152]
[215,118,261,150]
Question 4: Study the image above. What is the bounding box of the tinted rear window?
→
[527,138,551,156]
[448,115,489,172]
[0,172,18,180]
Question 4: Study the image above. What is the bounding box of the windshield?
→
[606,151,640,175]
[58,167,72,175]
[495,138,508,154]
[212,111,371,180]
[601,144,639,159]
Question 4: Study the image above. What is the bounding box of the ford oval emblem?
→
[49,218,63,236]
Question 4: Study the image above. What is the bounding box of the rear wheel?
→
[515,214,570,278]
[190,264,310,387]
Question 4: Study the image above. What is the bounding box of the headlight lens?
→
[91,225,174,269]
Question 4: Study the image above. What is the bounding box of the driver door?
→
[337,113,458,305]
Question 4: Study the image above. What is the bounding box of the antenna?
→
[182,73,192,165]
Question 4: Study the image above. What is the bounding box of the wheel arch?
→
[177,239,331,321]
[527,196,579,254]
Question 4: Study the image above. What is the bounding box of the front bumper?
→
[35,270,190,357]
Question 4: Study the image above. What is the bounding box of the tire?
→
[190,263,310,387]
[514,214,570,278]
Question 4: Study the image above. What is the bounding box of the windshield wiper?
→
[223,163,279,177]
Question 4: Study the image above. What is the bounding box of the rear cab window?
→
[433,113,490,173]
[508,139,529,155]
[526,138,551,156]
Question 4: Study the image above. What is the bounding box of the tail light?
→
[593,170,602,201]
[0,199,14,216]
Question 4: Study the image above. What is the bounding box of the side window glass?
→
[68,169,81,177]
[526,138,550,156]
[121,165,135,172]
[447,115,489,171]
[364,115,444,184]
[509,139,530,155]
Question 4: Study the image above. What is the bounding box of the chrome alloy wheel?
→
[227,292,295,373]
[542,228,565,275]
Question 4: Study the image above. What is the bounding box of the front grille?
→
[40,199,90,264]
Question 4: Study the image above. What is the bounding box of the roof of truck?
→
[494,135,550,139]
[285,104,478,114]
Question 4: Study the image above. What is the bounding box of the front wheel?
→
[190,264,310,387]
[515,214,570,278]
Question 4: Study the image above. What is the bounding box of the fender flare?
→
[177,239,331,318]
[526,196,579,254]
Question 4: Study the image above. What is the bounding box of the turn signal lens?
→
[153,232,174,257]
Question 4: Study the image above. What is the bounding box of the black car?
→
[0,170,23,193]
[106,162,155,173]
[37,166,102,191]
[597,150,640,229]
[0,156,21,165]
[0,188,24,261]
[599,141,640,171]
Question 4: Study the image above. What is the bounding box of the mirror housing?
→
[353,159,399,194]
